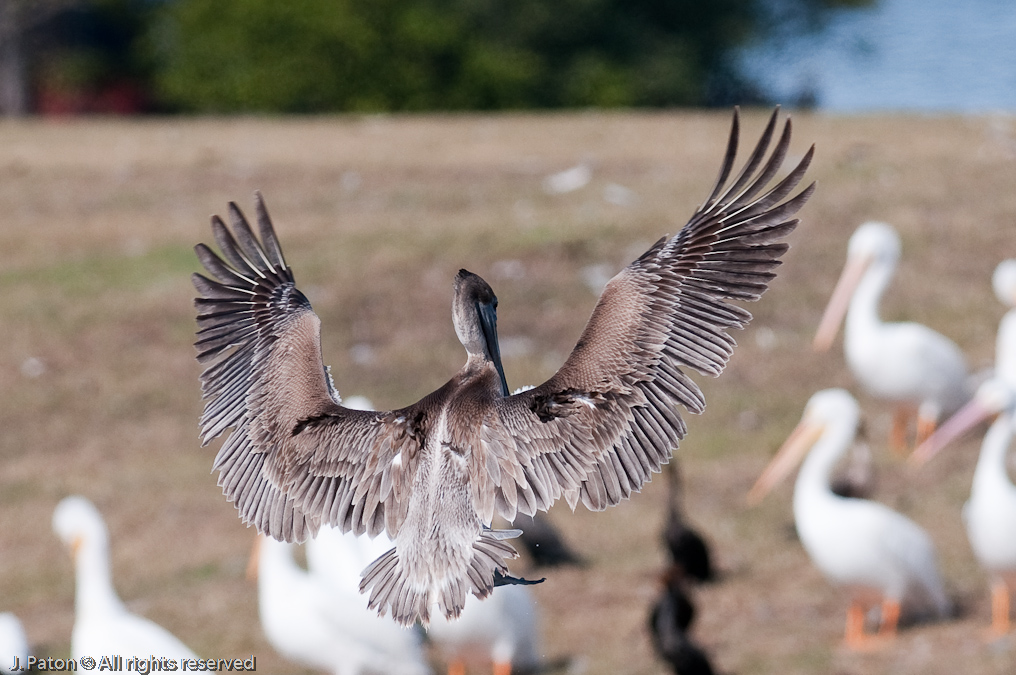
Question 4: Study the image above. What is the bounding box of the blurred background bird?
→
[911,258,1016,639]
[661,461,714,584]
[813,222,973,454]
[51,496,198,662]
[253,533,431,675]
[0,613,28,675]
[748,389,951,649]
[427,584,542,675]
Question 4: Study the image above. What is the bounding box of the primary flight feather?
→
[193,108,814,626]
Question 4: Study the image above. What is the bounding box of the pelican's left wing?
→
[193,194,425,543]
[482,109,815,520]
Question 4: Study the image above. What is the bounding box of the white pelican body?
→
[749,389,950,648]
[257,534,430,675]
[965,402,1016,586]
[427,585,540,675]
[0,613,28,675]
[912,260,1016,636]
[815,222,970,451]
[51,496,198,662]
[306,523,399,593]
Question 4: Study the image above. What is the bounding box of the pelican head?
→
[993,259,1016,307]
[847,221,900,265]
[747,388,859,504]
[453,269,509,396]
[53,495,108,561]
[813,221,900,352]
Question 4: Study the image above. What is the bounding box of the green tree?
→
[147,0,871,112]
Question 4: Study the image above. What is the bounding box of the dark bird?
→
[514,512,585,568]
[191,108,814,626]
[663,460,714,583]
[648,576,714,675]
[653,565,696,632]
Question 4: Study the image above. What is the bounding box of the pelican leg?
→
[844,600,895,651]
[493,662,512,675]
[890,406,914,456]
[878,598,900,638]
[844,601,868,649]
[448,661,466,675]
[989,580,1012,638]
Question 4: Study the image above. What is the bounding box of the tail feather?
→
[360,529,521,626]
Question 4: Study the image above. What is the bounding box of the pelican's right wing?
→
[193,195,427,543]
[483,109,815,519]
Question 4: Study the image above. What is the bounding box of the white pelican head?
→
[747,388,859,504]
[52,495,108,562]
[992,259,1016,307]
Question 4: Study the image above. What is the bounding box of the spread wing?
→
[480,108,815,519]
[193,195,430,543]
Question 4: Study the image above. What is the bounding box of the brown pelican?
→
[192,108,814,626]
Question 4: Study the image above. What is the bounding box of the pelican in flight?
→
[911,259,1016,638]
[748,389,951,649]
[813,222,971,453]
[192,108,814,626]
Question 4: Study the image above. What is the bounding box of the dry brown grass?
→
[1,110,1016,674]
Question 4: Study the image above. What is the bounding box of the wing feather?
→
[193,192,427,543]
[485,109,814,519]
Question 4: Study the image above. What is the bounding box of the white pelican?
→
[910,259,1016,638]
[255,535,431,675]
[748,389,951,648]
[0,613,28,675]
[427,584,540,675]
[51,496,198,661]
[813,222,971,453]
[192,108,814,625]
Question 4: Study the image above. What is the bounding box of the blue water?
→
[739,0,1016,112]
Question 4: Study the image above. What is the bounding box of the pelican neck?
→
[794,415,857,508]
[845,255,894,342]
[973,413,1015,495]
[74,531,125,618]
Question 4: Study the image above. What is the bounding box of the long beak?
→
[246,535,264,583]
[910,397,998,467]
[813,253,871,352]
[70,535,84,561]
[746,420,824,505]
[478,301,509,396]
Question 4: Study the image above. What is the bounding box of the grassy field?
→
[1,109,1015,674]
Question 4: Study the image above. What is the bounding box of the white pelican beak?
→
[813,252,871,352]
[246,535,264,582]
[746,420,824,505]
[909,396,999,467]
